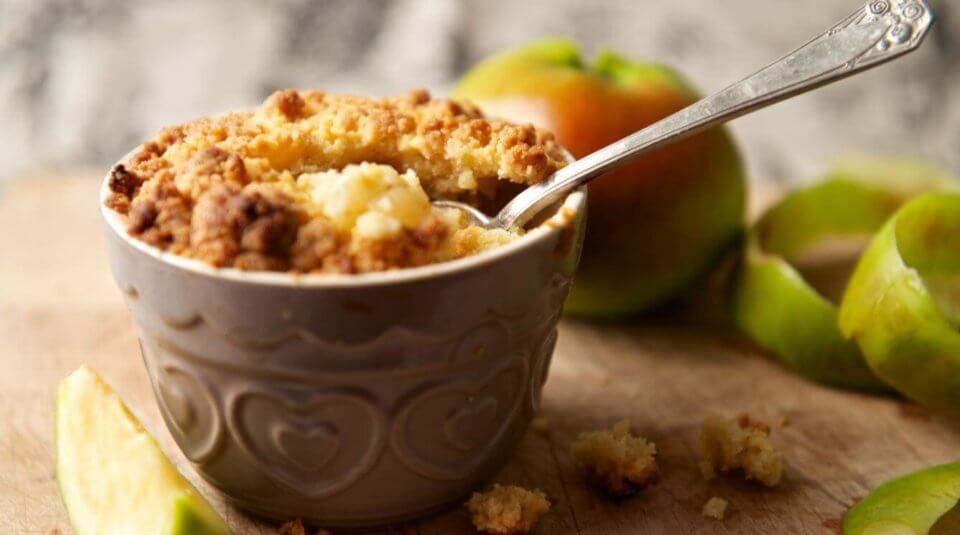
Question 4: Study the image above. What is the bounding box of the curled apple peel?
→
[844,462,960,535]
[839,192,960,410]
[732,157,953,392]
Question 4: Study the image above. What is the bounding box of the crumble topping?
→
[698,413,782,487]
[105,89,568,273]
[466,484,550,535]
[702,496,729,520]
[570,419,659,498]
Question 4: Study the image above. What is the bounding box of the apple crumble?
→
[570,419,659,498]
[105,89,567,273]
[698,413,782,487]
[466,484,550,535]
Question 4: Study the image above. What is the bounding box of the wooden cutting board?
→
[3,176,960,534]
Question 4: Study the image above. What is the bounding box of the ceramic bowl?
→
[99,165,586,527]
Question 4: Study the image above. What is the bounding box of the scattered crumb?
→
[701,496,728,520]
[279,520,306,535]
[570,419,659,498]
[698,413,782,487]
[777,415,789,428]
[466,484,550,534]
[531,416,549,433]
[822,517,843,534]
[278,519,331,535]
[898,403,931,421]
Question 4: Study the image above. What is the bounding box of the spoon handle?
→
[497,0,934,229]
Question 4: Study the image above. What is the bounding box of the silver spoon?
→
[437,0,934,230]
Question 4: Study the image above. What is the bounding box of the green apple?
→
[57,365,230,535]
[454,38,746,318]
[839,192,960,410]
[732,157,953,391]
[844,462,960,534]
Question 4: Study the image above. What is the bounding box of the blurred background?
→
[2,0,958,186]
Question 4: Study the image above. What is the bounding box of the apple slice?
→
[844,462,960,534]
[56,365,230,535]
[732,157,952,392]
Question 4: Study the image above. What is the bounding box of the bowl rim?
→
[99,152,586,288]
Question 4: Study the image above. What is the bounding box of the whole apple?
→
[455,38,746,318]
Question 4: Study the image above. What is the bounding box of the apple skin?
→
[844,462,960,534]
[454,38,746,318]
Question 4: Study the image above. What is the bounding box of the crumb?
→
[278,519,331,535]
[570,419,659,498]
[701,496,728,520]
[898,403,931,421]
[822,517,843,533]
[777,415,789,428]
[279,520,306,535]
[466,484,549,535]
[530,416,549,433]
[698,413,782,487]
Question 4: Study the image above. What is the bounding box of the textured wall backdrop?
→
[2,0,958,185]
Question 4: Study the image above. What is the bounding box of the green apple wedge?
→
[844,462,960,535]
[839,192,960,410]
[731,157,953,391]
[454,38,746,318]
[57,365,230,535]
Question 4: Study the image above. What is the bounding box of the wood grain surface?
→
[3,176,960,534]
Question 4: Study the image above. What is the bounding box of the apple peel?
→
[732,158,953,392]
[844,462,960,535]
[839,192,960,410]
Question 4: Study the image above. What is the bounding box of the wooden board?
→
[3,176,960,534]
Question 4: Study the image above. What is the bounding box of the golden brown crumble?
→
[698,413,782,487]
[570,419,659,498]
[106,89,567,273]
[701,496,728,520]
[466,484,550,535]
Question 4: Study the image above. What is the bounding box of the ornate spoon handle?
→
[497,0,934,229]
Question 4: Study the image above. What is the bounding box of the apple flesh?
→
[56,365,230,535]
[455,38,746,318]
